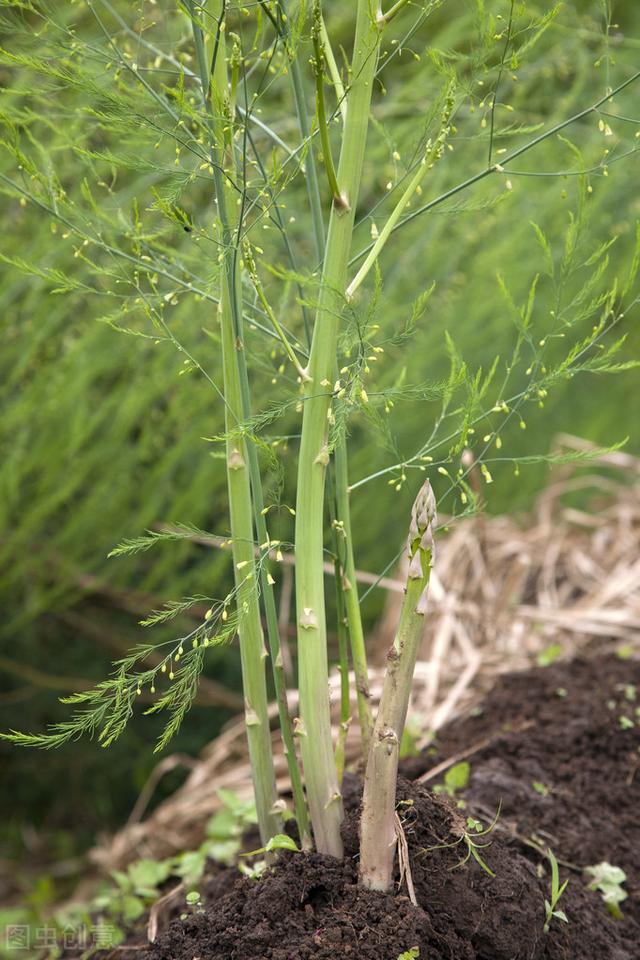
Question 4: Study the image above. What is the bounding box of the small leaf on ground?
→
[538,643,562,667]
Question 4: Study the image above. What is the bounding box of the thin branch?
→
[350,69,640,267]
[243,241,311,381]
[320,14,347,124]
[347,83,454,300]
[312,1,343,205]
[488,1,515,167]
[380,0,414,26]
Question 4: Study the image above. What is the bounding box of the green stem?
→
[294,0,383,858]
[188,0,281,846]
[329,494,351,785]
[313,1,342,204]
[236,367,313,850]
[219,281,282,849]
[350,69,640,267]
[380,0,413,25]
[334,609,350,785]
[359,480,436,891]
[210,4,311,850]
[347,83,454,301]
[268,0,326,264]
[243,241,311,382]
[334,442,373,755]
[292,1,372,757]
[277,0,371,769]
[320,14,347,124]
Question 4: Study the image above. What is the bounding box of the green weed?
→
[397,948,420,960]
[543,848,569,933]
[433,761,470,801]
[423,806,500,878]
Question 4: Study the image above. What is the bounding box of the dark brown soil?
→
[144,654,640,960]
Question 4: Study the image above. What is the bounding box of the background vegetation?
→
[1,0,638,904]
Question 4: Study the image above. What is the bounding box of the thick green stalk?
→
[218,279,282,848]
[332,548,351,785]
[310,1,373,758]
[359,481,436,891]
[200,0,309,849]
[279,1,372,763]
[235,361,312,848]
[294,2,383,858]
[189,0,281,846]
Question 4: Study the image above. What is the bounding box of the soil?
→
[139,654,639,960]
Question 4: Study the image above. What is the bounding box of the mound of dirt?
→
[144,655,639,960]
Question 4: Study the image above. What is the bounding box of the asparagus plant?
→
[2,0,638,899]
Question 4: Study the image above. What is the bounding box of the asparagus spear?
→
[359,480,436,890]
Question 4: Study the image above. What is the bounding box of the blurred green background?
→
[0,0,638,906]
